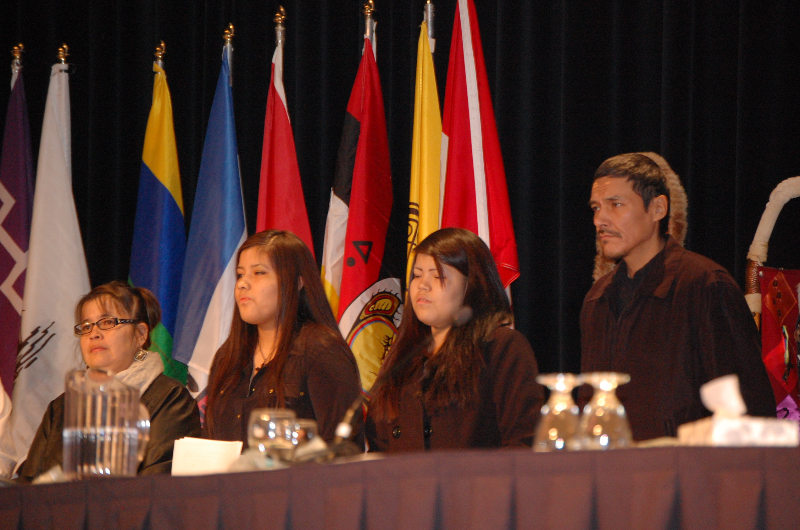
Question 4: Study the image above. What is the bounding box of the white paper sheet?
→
[171,437,243,476]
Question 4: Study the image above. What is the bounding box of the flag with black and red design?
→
[321,36,400,391]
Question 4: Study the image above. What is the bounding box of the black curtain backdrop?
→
[2,1,800,375]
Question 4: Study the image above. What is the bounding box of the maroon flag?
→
[0,67,34,397]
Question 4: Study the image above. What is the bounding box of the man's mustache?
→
[596,229,621,239]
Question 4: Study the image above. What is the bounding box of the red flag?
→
[759,267,800,415]
[322,39,393,321]
[441,0,519,288]
[321,38,398,390]
[257,36,313,253]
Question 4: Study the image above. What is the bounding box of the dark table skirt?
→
[2,446,799,530]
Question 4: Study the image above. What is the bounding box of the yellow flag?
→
[407,21,442,278]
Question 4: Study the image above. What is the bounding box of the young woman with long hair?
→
[203,230,362,445]
[366,228,543,451]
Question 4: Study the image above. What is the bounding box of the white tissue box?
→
[677,415,799,447]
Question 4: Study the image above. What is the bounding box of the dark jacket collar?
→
[586,235,685,302]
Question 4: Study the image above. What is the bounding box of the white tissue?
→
[678,375,799,447]
[700,374,747,417]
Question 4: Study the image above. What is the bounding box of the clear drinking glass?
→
[533,373,582,452]
[577,372,633,450]
[291,419,319,448]
[248,408,296,461]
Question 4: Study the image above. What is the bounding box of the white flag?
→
[0,380,14,477]
[10,63,90,468]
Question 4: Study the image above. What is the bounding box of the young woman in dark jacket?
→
[203,230,362,445]
[366,228,543,452]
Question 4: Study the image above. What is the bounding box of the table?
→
[2,446,799,530]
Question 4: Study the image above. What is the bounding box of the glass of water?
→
[248,408,296,462]
[291,418,319,448]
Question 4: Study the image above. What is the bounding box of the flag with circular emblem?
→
[321,33,399,390]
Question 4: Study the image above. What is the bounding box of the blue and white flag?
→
[173,45,246,410]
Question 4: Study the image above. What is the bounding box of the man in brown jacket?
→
[581,153,774,441]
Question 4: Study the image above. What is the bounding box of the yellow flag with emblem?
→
[407,21,442,278]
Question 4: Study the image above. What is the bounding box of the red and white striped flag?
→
[441,0,519,288]
[257,21,314,253]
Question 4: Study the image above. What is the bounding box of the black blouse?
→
[205,323,363,446]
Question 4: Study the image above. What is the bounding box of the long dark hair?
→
[369,228,512,421]
[204,230,345,437]
[74,280,161,349]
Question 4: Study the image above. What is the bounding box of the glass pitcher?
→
[62,369,150,479]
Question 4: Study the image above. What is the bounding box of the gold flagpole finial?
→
[274,6,286,26]
[224,23,235,86]
[362,0,375,47]
[154,40,166,64]
[274,7,286,47]
[57,43,69,64]
[224,23,235,45]
[11,44,24,71]
[363,0,375,18]
[11,44,24,63]
[363,0,375,44]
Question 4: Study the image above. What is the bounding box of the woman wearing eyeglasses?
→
[15,281,201,482]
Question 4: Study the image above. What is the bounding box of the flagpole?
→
[275,6,286,46]
[363,1,376,57]
[154,40,165,69]
[363,0,374,41]
[10,44,23,88]
[224,23,234,86]
[424,1,435,52]
[57,44,69,65]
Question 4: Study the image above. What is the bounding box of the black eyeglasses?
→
[74,317,139,336]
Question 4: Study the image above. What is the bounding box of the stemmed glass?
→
[577,372,633,450]
[533,373,582,452]
[291,419,319,447]
[248,408,296,461]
